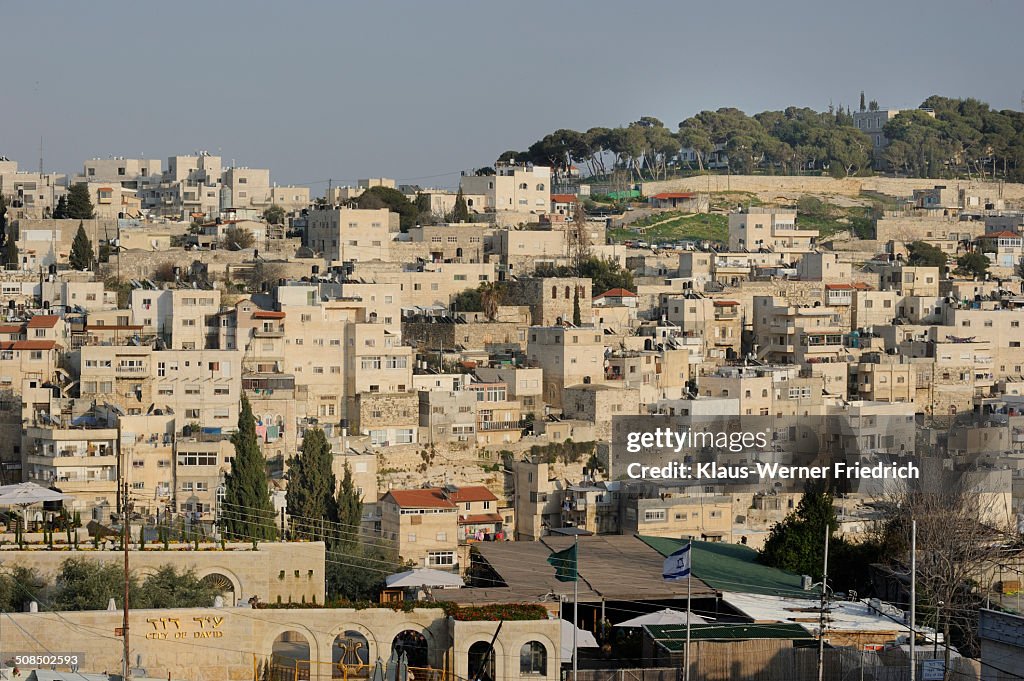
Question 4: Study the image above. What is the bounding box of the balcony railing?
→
[478,420,524,432]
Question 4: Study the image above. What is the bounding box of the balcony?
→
[478,420,524,432]
[253,329,284,338]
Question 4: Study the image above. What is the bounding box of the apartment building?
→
[875,215,983,254]
[419,390,478,444]
[23,424,119,518]
[728,208,817,254]
[459,162,551,214]
[0,159,67,220]
[511,460,563,540]
[752,296,846,365]
[130,287,221,350]
[877,264,941,297]
[622,492,734,541]
[76,346,242,428]
[796,252,852,282]
[140,153,221,219]
[380,488,460,570]
[660,294,742,361]
[119,414,175,516]
[305,206,393,262]
[526,326,606,410]
[474,366,544,415]
[464,380,523,445]
[407,224,490,263]
[365,262,498,309]
[174,437,236,521]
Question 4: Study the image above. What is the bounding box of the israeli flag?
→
[663,543,691,582]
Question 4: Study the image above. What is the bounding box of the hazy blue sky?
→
[2,0,1021,191]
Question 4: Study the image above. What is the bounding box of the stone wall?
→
[0,606,558,681]
[402,321,526,352]
[1,541,325,607]
[641,175,1024,203]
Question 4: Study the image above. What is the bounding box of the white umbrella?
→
[558,619,599,663]
[0,482,69,506]
[385,568,464,589]
[0,482,68,533]
[614,608,707,628]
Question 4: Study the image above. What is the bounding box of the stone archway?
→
[195,567,242,605]
[392,629,428,668]
[333,629,371,678]
[272,630,312,681]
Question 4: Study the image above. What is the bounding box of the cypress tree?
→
[572,286,582,326]
[335,463,363,549]
[286,428,337,542]
[66,183,94,219]
[69,222,94,270]
[451,188,470,223]
[0,195,14,266]
[222,395,277,542]
[52,195,68,219]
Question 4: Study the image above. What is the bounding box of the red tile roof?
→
[713,300,740,306]
[26,315,59,328]
[981,231,1021,239]
[651,192,696,200]
[852,282,873,290]
[596,288,637,299]
[385,489,456,509]
[252,311,286,319]
[551,194,577,203]
[447,486,498,503]
[1,340,56,351]
[825,284,855,290]
[0,326,22,335]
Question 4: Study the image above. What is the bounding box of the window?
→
[177,452,218,466]
[644,509,666,522]
[427,551,454,567]
[520,642,547,675]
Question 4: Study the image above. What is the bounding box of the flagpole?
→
[572,533,578,681]
[685,538,692,681]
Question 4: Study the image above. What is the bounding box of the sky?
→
[1,0,1022,191]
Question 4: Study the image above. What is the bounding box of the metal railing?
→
[267,659,452,681]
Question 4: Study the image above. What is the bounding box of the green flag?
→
[547,544,578,582]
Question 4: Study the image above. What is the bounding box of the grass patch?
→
[610,212,728,244]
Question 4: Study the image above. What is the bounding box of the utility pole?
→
[910,520,916,681]
[119,415,131,681]
[817,526,830,681]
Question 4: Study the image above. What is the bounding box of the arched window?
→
[520,641,547,675]
[552,286,557,299]
[519,183,528,190]
[467,199,474,207]
[536,183,545,191]
[565,286,571,299]
[468,641,495,681]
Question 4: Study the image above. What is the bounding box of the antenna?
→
[39,136,43,177]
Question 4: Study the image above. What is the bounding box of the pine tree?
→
[69,222,94,271]
[52,195,68,219]
[66,183,94,220]
[335,463,363,549]
[451,188,470,223]
[222,395,277,543]
[286,428,337,542]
